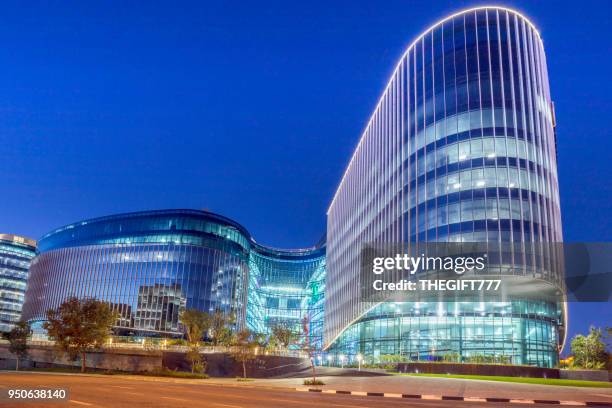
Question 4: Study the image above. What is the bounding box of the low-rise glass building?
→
[0,234,36,333]
[22,210,325,344]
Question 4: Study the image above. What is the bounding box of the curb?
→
[295,388,612,406]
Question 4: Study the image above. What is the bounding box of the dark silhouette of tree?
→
[43,297,118,373]
[4,321,31,371]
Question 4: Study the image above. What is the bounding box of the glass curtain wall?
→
[0,234,36,333]
[325,7,564,367]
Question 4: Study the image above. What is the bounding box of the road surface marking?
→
[464,397,487,402]
[161,396,191,402]
[350,391,367,396]
[70,400,93,406]
[560,402,586,406]
[422,394,442,400]
[384,393,402,398]
[510,399,534,404]
[122,391,146,397]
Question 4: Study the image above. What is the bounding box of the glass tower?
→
[0,234,36,333]
[325,7,564,367]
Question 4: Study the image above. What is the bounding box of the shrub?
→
[303,379,325,386]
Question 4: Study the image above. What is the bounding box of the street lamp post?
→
[356,353,362,371]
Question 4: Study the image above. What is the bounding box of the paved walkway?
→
[203,375,612,403]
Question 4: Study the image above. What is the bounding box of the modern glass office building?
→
[22,210,325,343]
[325,7,565,367]
[0,234,37,333]
[247,242,326,348]
[21,7,565,368]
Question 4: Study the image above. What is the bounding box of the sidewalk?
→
[208,375,612,404]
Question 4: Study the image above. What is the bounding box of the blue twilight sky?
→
[0,0,610,350]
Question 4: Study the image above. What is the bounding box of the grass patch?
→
[303,379,325,386]
[27,367,85,374]
[140,368,208,379]
[394,373,612,388]
[23,367,207,379]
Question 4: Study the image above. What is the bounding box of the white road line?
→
[510,399,535,404]
[122,391,146,397]
[422,395,442,400]
[464,397,487,402]
[384,393,403,398]
[350,391,367,396]
[161,396,191,402]
[70,400,94,406]
[560,402,586,406]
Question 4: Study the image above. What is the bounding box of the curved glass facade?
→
[0,234,36,333]
[246,243,326,348]
[23,210,326,341]
[23,210,251,336]
[326,7,564,367]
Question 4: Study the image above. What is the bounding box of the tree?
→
[570,327,607,369]
[179,309,211,344]
[270,323,297,350]
[185,347,207,374]
[43,297,118,373]
[209,310,235,346]
[230,329,258,379]
[179,309,211,374]
[4,321,31,371]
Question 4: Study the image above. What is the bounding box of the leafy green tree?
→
[185,347,207,374]
[43,297,118,373]
[570,326,607,369]
[230,329,259,379]
[179,309,211,374]
[179,309,211,344]
[4,321,31,371]
[270,323,297,350]
[210,310,235,346]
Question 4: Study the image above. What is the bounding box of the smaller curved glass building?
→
[247,243,326,348]
[23,210,251,336]
[22,210,325,342]
[0,234,36,333]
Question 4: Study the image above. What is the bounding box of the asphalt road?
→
[0,372,596,408]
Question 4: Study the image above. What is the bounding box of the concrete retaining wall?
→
[0,344,311,377]
[560,369,611,382]
[0,344,162,372]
